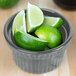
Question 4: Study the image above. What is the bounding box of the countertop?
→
[0,0,76,76]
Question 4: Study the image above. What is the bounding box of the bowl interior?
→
[5,9,71,52]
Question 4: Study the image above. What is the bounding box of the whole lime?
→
[0,0,19,8]
[35,25,62,48]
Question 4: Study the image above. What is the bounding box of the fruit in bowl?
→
[12,2,63,51]
[4,2,73,73]
[35,25,62,48]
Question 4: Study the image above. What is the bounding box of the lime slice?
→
[12,10,26,35]
[35,25,62,48]
[26,2,44,33]
[14,30,48,51]
[42,17,63,28]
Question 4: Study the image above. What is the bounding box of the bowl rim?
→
[4,8,73,55]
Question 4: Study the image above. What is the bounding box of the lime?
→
[12,10,26,35]
[45,47,49,50]
[42,17,63,28]
[26,2,44,33]
[35,25,62,48]
[0,0,19,8]
[14,30,48,51]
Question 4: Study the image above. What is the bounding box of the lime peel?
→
[14,30,48,51]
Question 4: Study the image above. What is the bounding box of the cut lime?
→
[12,10,26,35]
[35,25,62,48]
[26,2,44,33]
[14,30,48,51]
[42,17,63,28]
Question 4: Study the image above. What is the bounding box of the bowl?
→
[54,0,76,10]
[4,8,73,74]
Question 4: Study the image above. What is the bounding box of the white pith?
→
[52,18,60,26]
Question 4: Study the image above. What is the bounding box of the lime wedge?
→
[26,2,44,33]
[35,25,62,48]
[14,30,48,51]
[42,17,63,28]
[12,10,26,35]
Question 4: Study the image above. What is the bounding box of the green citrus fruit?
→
[35,25,62,48]
[12,10,26,35]
[26,2,44,33]
[45,47,50,50]
[0,0,19,8]
[14,30,48,51]
[42,17,63,28]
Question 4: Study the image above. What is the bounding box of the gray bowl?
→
[4,8,73,74]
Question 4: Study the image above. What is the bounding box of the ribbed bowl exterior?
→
[11,46,65,73]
